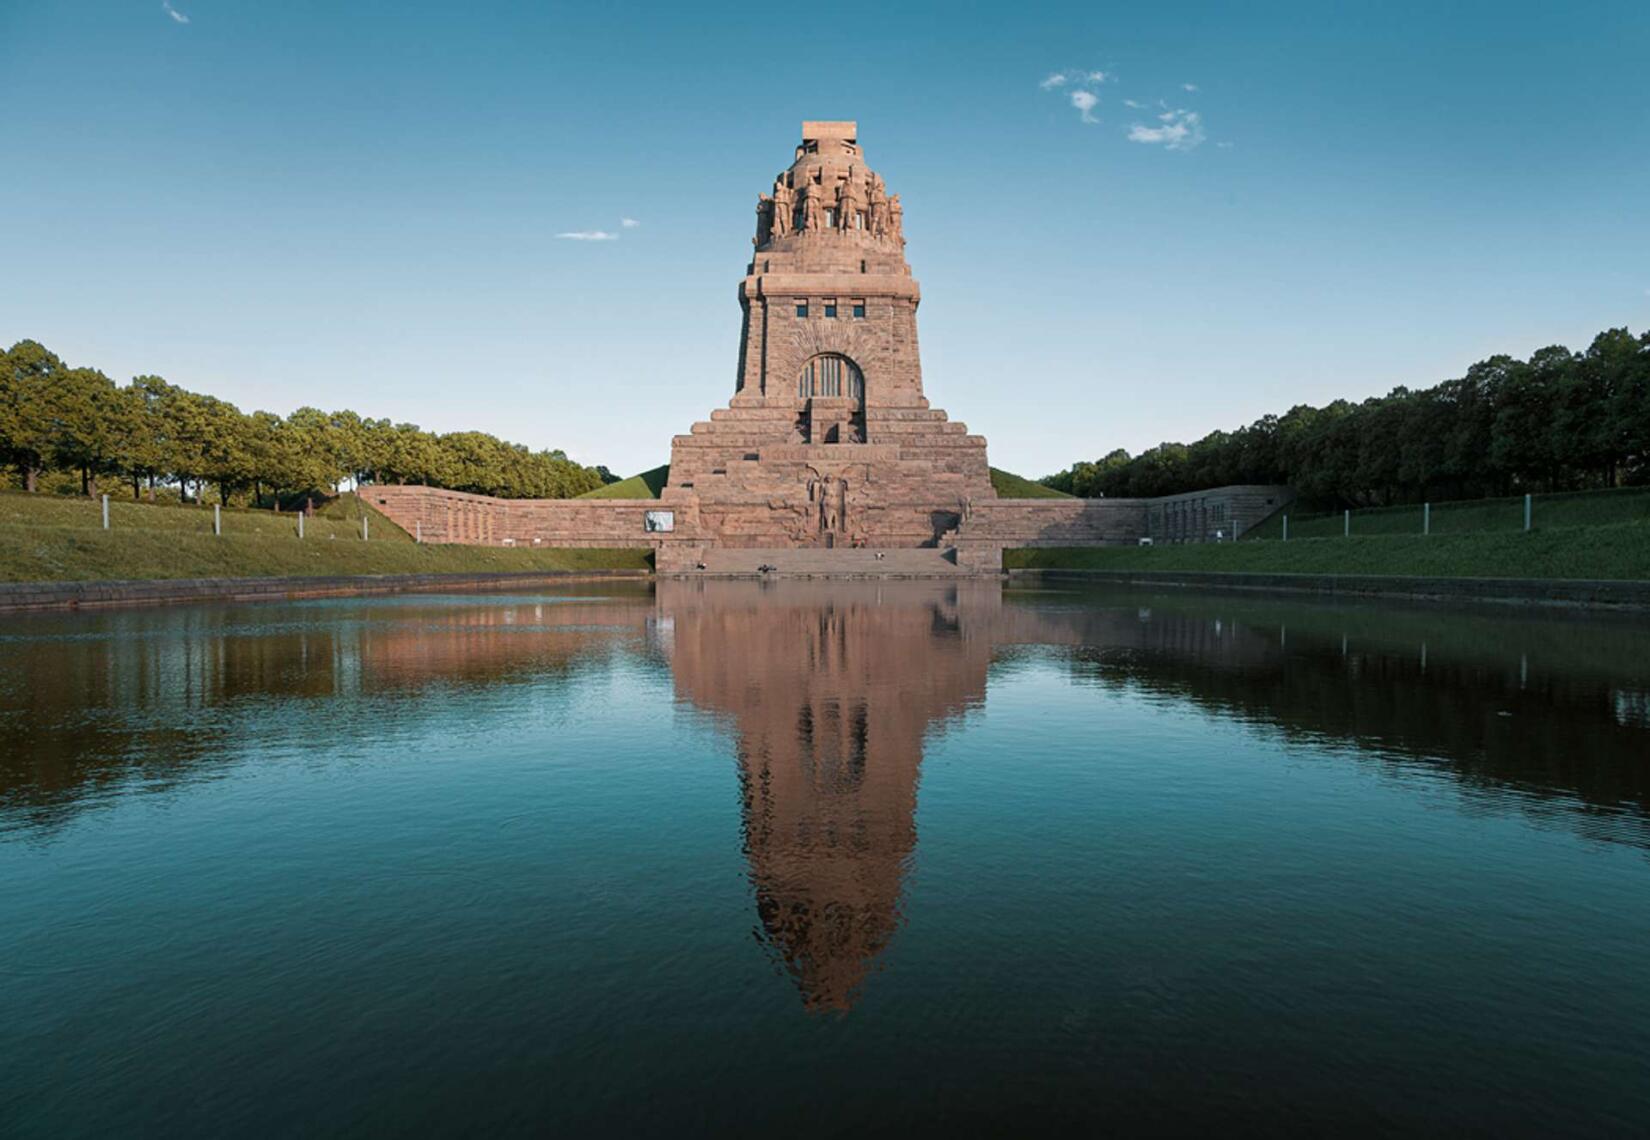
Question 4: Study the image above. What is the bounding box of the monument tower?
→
[371,122,1260,562]
[657,121,997,566]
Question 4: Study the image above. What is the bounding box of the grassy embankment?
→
[989,468,1070,498]
[579,465,672,499]
[577,465,1068,500]
[1008,487,1650,580]
[0,492,651,583]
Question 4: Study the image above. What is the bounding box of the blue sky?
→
[3,1,1648,478]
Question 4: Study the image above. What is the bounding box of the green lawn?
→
[579,465,670,499]
[990,468,1070,499]
[0,490,651,582]
[1246,486,1650,540]
[1006,521,1650,581]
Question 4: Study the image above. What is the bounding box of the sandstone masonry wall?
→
[370,486,662,549]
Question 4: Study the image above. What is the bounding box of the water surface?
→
[3,581,1648,1134]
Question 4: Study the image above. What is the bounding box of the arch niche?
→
[796,353,865,403]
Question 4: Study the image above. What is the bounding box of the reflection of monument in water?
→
[657,579,997,1011]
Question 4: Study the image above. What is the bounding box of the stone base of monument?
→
[659,545,999,577]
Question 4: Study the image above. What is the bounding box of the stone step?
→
[681,547,975,577]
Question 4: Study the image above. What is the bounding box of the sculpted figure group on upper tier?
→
[756,169,903,247]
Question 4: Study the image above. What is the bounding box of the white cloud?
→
[556,231,619,241]
[1182,83,1200,93]
[620,217,640,228]
[1041,68,1109,91]
[1127,108,1206,151]
[1042,69,1110,122]
[1123,98,1147,109]
[162,1,189,24]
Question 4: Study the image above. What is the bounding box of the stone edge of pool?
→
[1006,568,1650,609]
[0,570,653,614]
[4,568,1650,613]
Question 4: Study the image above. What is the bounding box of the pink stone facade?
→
[369,122,1292,571]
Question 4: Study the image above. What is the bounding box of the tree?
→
[0,340,67,491]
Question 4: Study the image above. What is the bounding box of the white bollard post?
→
[1282,515,1289,542]
[102,494,110,530]
[1423,502,1430,536]
[298,513,304,539]
[1344,509,1350,537]
[1524,493,1532,532]
[415,521,422,544]
[362,516,369,541]
[214,503,221,536]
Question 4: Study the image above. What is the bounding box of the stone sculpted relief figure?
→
[814,477,830,533]
[771,179,793,238]
[867,174,888,238]
[755,194,774,246]
[888,194,904,245]
[829,479,847,532]
[837,177,864,234]
[800,184,823,233]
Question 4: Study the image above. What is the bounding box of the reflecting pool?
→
[3,581,1649,1134]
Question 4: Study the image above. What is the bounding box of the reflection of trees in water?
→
[4,581,1649,1010]
[0,591,658,834]
[1042,593,1650,845]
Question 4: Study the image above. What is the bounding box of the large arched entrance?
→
[797,354,864,402]
[796,354,865,444]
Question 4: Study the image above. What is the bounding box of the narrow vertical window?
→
[851,299,866,319]
[795,300,808,318]
[823,299,837,318]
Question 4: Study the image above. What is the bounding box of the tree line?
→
[1042,327,1650,506]
[0,340,608,505]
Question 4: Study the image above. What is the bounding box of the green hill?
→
[1244,486,1650,541]
[0,491,649,582]
[990,468,1070,499]
[579,465,670,499]
[1006,522,1650,580]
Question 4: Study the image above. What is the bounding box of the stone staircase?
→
[678,546,975,577]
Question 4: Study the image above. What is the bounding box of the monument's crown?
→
[756,119,903,251]
[801,120,857,142]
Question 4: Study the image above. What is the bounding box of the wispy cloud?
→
[1044,65,1226,150]
[556,231,619,241]
[1127,108,1206,152]
[162,1,189,24]
[620,217,640,228]
[1041,69,1110,122]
